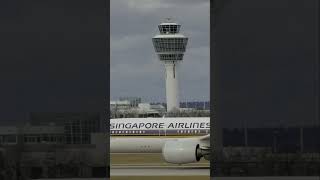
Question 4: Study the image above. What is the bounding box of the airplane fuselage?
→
[110,117,210,153]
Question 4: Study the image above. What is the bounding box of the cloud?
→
[117,0,209,13]
[127,0,174,12]
[111,34,150,53]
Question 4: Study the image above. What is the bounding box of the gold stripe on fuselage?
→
[110,135,207,138]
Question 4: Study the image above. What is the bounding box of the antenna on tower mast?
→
[165,17,172,22]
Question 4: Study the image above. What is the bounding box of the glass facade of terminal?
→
[29,112,101,144]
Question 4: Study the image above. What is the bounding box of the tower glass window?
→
[158,24,181,34]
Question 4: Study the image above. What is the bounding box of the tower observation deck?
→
[152,18,188,112]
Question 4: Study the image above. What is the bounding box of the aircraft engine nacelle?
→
[162,139,202,164]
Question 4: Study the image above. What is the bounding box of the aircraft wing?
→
[199,134,210,149]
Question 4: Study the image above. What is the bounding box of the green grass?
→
[111,153,209,165]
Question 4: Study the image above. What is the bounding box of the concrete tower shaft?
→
[152,19,188,112]
[165,62,179,112]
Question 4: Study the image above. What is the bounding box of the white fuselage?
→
[110,117,210,153]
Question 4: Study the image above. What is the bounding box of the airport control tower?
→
[152,18,188,112]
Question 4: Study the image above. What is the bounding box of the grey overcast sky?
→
[110,0,210,102]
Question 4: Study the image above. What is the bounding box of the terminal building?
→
[28,112,103,144]
[110,98,166,118]
[0,112,106,178]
